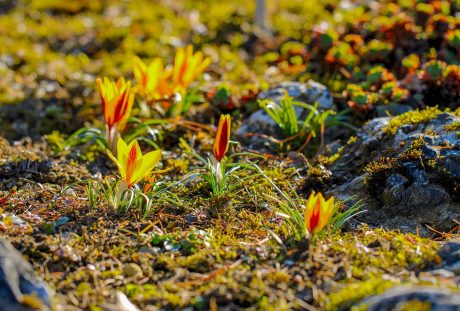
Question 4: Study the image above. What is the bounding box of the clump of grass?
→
[254,164,363,244]
[259,92,337,151]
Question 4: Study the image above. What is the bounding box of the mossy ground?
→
[0,131,449,310]
[1,0,460,310]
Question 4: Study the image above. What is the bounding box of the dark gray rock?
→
[422,144,440,159]
[375,103,412,117]
[327,117,390,178]
[382,174,408,206]
[437,241,460,274]
[257,81,334,110]
[330,112,460,234]
[357,286,460,311]
[331,174,368,205]
[0,238,51,311]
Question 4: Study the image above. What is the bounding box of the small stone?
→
[101,291,141,311]
[138,246,156,255]
[185,213,199,224]
[123,263,143,278]
[439,242,460,265]
[421,144,440,159]
[258,80,334,110]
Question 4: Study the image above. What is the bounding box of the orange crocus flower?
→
[132,56,174,100]
[304,192,335,235]
[212,114,231,162]
[97,77,135,132]
[106,137,162,188]
[172,45,211,91]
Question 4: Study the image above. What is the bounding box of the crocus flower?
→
[107,137,161,188]
[132,56,173,99]
[172,45,211,91]
[97,77,135,132]
[212,114,231,162]
[304,192,335,235]
[97,77,135,152]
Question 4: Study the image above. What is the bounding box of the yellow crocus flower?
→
[172,45,211,91]
[132,56,173,99]
[107,137,161,188]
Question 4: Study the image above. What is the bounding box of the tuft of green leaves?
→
[260,92,333,138]
[259,92,343,151]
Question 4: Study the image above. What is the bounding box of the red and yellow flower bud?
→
[97,77,134,132]
[212,114,231,162]
[304,192,335,235]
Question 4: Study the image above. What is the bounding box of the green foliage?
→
[259,93,335,148]
[63,127,108,152]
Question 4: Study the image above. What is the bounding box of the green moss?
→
[326,136,358,165]
[396,300,432,311]
[326,277,396,311]
[325,227,439,310]
[384,107,443,135]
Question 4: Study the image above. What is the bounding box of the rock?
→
[330,174,368,206]
[330,112,460,234]
[138,245,158,255]
[257,81,334,110]
[437,241,460,274]
[235,81,334,149]
[375,103,412,117]
[357,286,460,310]
[0,238,51,311]
[421,144,440,159]
[382,173,408,206]
[123,263,143,278]
[235,108,280,143]
[328,117,390,179]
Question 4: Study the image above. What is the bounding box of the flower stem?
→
[114,180,128,210]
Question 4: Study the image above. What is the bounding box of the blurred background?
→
[0,0,459,140]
